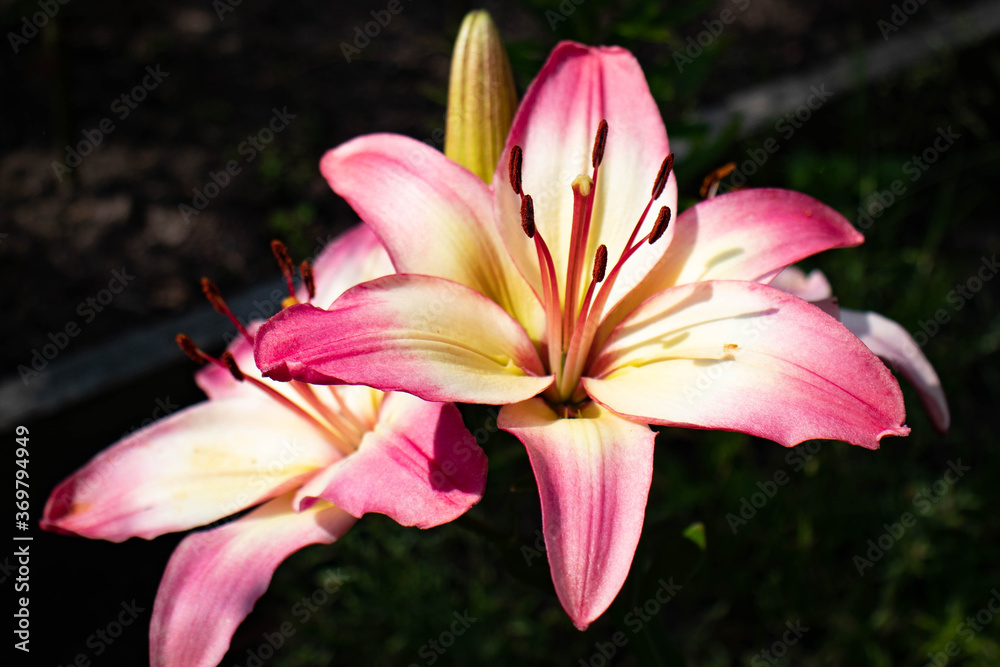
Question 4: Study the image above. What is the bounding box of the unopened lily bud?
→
[444,10,517,183]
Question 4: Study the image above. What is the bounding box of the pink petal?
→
[769,265,834,301]
[320,133,544,338]
[602,189,862,337]
[494,42,677,310]
[499,398,655,630]
[41,398,340,542]
[255,274,553,404]
[295,392,487,527]
[150,494,356,667]
[840,308,950,433]
[305,223,394,308]
[586,281,909,449]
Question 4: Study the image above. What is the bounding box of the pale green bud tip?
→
[444,10,518,183]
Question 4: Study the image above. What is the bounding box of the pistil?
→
[559,245,607,397]
[563,120,607,341]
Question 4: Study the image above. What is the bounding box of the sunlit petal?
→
[256,275,553,404]
[295,393,487,527]
[149,495,355,667]
[587,281,909,448]
[499,398,655,630]
[41,398,340,542]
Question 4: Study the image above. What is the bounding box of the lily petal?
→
[294,392,487,526]
[320,133,544,337]
[149,494,356,667]
[494,41,677,309]
[602,189,862,337]
[306,223,394,309]
[771,267,949,432]
[586,281,909,448]
[769,265,834,301]
[499,398,655,630]
[840,307,950,433]
[41,398,340,542]
[255,274,553,404]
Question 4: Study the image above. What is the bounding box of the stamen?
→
[299,260,316,302]
[243,377,356,457]
[651,153,674,200]
[291,382,364,446]
[179,334,354,455]
[509,139,560,380]
[201,278,254,344]
[221,351,244,381]
[508,145,523,195]
[648,206,671,244]
[200,278,226,313]
[176,332,238,376]
[176,333,207,366]
[270,239,296,297]
[520,194,535,238]
[328,386,372,433]
[591,119,608,168]
[592,244,608,283]
[616,154,676,253]
[699,162,736,199]
[563,229,669,394]
[520,200,562,384]
[534,231,564,382]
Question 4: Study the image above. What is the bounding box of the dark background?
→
[3,0,999,665]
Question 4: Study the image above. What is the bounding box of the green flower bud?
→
[444,10,517,183]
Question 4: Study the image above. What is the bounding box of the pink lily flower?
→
[254,42,909,629]
[41,225,487,667]
[771,265,950,433]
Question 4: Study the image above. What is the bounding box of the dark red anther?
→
[508,145,523,196]
[271,239,298,298]
[201,278,229,315]
[648,206,671,244]
[271,239,295,277]
[299,260,316,301]
[699,162,737,198]
[200,277,253,343]
[592,244,608,283]
[221,351,245,382]
[652,153,674,200]
[176,334,206,366]
[520,194,535,239]
[592,119,609,168]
